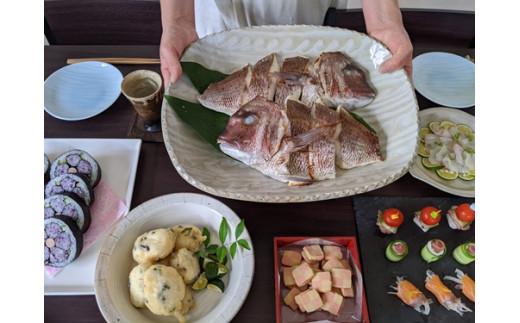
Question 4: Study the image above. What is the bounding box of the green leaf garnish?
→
[348,110,377,134]
[237,239,251,250]
[219,218,230,244]
[202,227,211,247]
[217,246,227,264]
[230,242,237,259]
[235,219,245,239]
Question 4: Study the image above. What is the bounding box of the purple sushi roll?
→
[44,193,91,232]
[44,216,83,267]
[44,154,50,183]
[49,149,101,187]
[45,174,93,206]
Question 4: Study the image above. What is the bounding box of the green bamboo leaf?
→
[165,95,229,149]
[237,239,251,250]
[348,110,377,134]
[180,61,228,93]
[235,219,245,240]
[217,246,227,264]
[230,242,238,259]
[219,218,230,244]
[202,227,211,247]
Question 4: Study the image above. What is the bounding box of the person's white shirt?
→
[194,0,349,38]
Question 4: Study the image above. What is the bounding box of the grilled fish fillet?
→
[335,107,383,169]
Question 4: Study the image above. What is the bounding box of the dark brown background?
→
[44,2,474,322]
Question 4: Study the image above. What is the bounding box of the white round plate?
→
[413,52,475,108]
[162,25,419,203]
[44,61,123,120]
[409,107,475,197]
[94,193,254,323]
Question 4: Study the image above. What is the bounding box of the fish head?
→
[218,97,289,165]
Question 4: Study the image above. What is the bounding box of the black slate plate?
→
[353,197,475,323]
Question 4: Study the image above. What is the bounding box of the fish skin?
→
[335,107,383,169]
[218,96,289,166]
[274,57,309,106]
[240,53,280,105]
[218,97,329,185]
[314,52,376,109]
[285,99,314,184]
[198,64,252,115]
[309,103,341,180]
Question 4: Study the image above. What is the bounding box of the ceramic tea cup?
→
[121,70,163,132]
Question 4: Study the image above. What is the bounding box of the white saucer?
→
[44,62,123,121]
[413,52,475,108]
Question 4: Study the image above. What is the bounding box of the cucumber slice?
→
[385,240,408,262]
[453,242,475,265]
[421,158,442,170]
[457,124,475,140]
[421,240,445,263]
[440,120,456,129]
[419,127,431,142]
[417,143,430,158]
[436,168,458,180]
[468,169,475,176]
[428,121,441,133]
[458,172,475,181]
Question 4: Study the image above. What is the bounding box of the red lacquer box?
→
[273,236,370,323]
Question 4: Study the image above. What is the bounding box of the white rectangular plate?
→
[44,138,141,295]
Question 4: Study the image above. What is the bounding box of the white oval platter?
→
[162,25,419,203]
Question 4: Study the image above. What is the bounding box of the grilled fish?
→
[240,53,279,105]
[218,95,382,185]
[198,54,279,115]
[309,103,341,180]
[198,52,375,115]
[198,64,252,115]
[335,107,383,169]
[218,97,335,185]
[312,52,376,108]
[274,57,309,105]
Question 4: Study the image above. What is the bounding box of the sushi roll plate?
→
[44,138,141,295]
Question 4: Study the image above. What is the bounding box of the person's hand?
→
[369,25,413,77]
[160,21,198,86]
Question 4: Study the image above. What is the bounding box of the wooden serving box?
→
[273,236,370,323]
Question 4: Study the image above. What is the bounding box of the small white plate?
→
[94,193,254,323]
[44,138,142,295]
[413,52,475,108]
[44,62,123,121]
[409,108,475,197]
